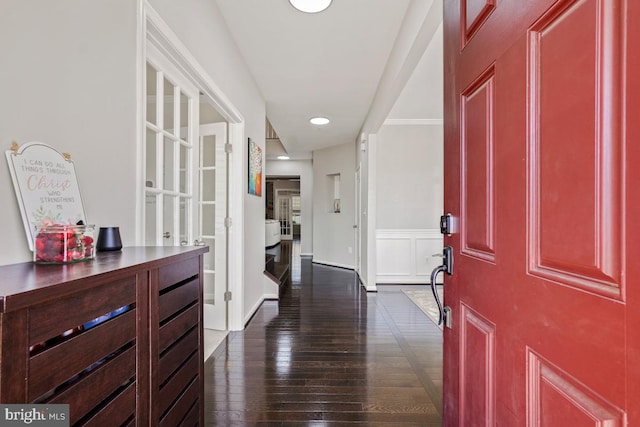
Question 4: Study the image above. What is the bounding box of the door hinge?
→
[224,143,233,153]
[224,291,232,301]
[224,217,232,228]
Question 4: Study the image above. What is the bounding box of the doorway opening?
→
[143,51,230,357]
[140,3,247,359]
[266,176,301,241]
[265,176,302,286]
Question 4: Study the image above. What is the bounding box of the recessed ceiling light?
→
[277,155,290,160]
[310,117,330,125]
[289,0,332,13]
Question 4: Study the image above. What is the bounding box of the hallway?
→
[205,253,443,425]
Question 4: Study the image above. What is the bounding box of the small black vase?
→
[96,227,123,251]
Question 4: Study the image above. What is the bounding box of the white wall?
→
[266,159,313,255]
[355,1,442,290]
[374,122,444,283]
[312,143,355,269]
[1,0,269,328]
[373,21,444,284]
[376,124,443,229]
[387,24,443,121]
[0,1,138,265]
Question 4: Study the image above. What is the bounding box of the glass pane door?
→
[277,195,293,240]
[199,123,228,330]
[144,46,199,247]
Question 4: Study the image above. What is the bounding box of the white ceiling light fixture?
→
[310,116,330,125]
[289,0,332,14]
[277,155,290,160]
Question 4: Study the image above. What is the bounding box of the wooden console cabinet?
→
[0,246,208,426]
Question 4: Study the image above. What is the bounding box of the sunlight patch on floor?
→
[204,329,228,361]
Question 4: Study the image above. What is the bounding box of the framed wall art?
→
[248,138,262,196]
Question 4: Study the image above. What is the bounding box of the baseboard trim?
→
[244,297,265,327]
[312,259,355,270]
[300,253,313,257]
[357,272,377,292]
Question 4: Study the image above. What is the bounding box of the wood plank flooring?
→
[204,249,443,425]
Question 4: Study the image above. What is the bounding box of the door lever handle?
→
[430,265,446,325]
[429,246,454,326]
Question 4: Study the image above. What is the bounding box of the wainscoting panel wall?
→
[376,229,443,284]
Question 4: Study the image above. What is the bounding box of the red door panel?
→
[461,66,496,262]
[459,303,496,426]
[462,0,496,46]
[530,0,623,297]
[528,350,625,425]
[443,0,635,424]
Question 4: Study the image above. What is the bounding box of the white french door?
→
[144,46,230,331]
[199,123,228,330]
[276,192,293,241]
[144,44,199,247]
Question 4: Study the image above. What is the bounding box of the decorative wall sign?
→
[5,142,87,250]
[248,138,263,196]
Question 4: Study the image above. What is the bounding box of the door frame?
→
[137,1,246,331]
[355,166,361,275]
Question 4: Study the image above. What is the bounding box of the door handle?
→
[194,239,206,246]
[163,231,171,239]
[430,246,454,327]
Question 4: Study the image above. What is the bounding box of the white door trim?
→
[138,0,245,331]
[355,166,361,275]
[365,133,378,292]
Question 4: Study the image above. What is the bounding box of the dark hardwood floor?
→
[205,242,443,425]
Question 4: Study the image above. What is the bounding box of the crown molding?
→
[383,118,443,126]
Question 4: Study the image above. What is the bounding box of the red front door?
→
[443,0,638,424]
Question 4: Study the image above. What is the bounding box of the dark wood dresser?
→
[0,246,208,426]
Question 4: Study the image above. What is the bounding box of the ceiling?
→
[215,0,442,159]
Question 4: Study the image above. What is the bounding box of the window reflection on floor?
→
[266,238,301,282]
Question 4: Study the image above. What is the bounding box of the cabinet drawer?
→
[158,257,199,292]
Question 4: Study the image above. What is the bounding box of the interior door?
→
[199,123,228,331]
[443,0,636,425]
[276,192,293,241]
[144,45,199,247]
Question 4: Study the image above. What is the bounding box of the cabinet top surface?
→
[0,246,208,313]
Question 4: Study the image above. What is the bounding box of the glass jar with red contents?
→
[33,224,95,264]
